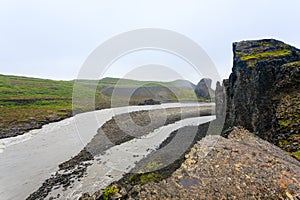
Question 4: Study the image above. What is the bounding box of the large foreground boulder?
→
[116,127,300,199]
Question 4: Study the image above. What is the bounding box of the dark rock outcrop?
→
[221,39,300,157]
[138,99,161,106]
[194,78,215,100]
[215,81,226,125]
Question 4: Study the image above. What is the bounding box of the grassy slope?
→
[0,74,201,138]
[0,75,74,137]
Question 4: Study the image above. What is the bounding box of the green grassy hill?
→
[0,74,74,99]
[0,74,201,138]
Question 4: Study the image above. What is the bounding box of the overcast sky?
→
[0,0,299,84]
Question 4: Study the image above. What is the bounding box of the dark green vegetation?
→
[129,172,163,185]
[0,74,201,138]
[103,186,119,200]
[292,151,300,160]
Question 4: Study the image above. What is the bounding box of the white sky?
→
[0,0,300,84]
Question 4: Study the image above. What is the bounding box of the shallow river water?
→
[0,103,214,200]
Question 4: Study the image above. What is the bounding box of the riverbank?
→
[0,74,201,139]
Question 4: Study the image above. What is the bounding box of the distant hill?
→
[98,77,197,105]
[0,74,196,101]
[98,77,195,88]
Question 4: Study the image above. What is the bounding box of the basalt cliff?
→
[218,39,300,159]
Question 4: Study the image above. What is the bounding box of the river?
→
[0,103,214,200]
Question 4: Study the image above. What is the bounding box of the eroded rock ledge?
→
[106,127,300,200]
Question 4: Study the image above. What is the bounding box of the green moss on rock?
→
[143,160,163,171]
[240,49,292,62]
[292,151,300,160]
[103,186,118,200]
[276,93,300,157]
[276,94,300,132]
[129,172,162,185]
[282,61,300,68]
[140,173,162,184]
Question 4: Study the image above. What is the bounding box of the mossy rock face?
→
[276,94,300,132]
[223,38,300,160]
[275,73,300,159]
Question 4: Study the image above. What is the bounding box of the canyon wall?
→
[218,39,300,155]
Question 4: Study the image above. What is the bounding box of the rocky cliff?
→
[221,39,300,158]
[194,78,215,100]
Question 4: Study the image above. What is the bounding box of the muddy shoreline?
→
[0,102,210,140]
[0,113,72,139]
